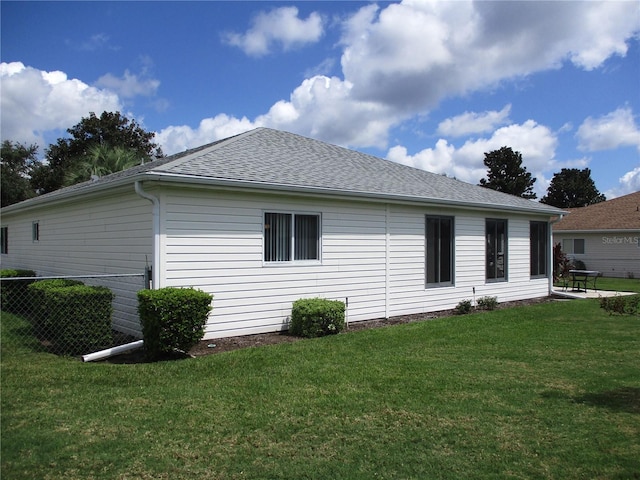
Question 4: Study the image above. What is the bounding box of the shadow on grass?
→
[1,319,47,354]
[575,387,640,414]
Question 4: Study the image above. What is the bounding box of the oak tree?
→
[1,140,41,207]
[31,111,163,193]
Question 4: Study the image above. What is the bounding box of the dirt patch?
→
[100,296,554,364]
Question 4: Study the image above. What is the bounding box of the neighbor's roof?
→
[2,128,564,216]
[553,190,640,231]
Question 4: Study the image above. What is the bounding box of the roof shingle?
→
[3,128,564,216]
[553,191,640,231]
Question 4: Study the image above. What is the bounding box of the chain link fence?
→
[1,273,148,358]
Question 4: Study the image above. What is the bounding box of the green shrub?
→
[477,296,498,311]
[28,280,114,355]
[573,259,587,270]
[455,299,473,315]
[0,269,37,315]
[600,294,640,316]
[137,287,213,361]
[289,298,345,338]
[29,279,85,327]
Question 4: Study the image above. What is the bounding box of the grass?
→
[595,276,640,293]
[555,275,640,294]
[2,299,640,479]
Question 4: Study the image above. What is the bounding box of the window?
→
[530,221,548,277]
[562,238,585,255]
[0,227,7,254]
[426,216,454,286]
[32,221,39,242]
[264,212,320,263]
[486,219,507,281]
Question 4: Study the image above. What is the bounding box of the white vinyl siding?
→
[554,232,640,278]
[162,189,387,338]
[2,182,555,341]
[0,189,153,336]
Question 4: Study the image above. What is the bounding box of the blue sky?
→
[1,1,639,199]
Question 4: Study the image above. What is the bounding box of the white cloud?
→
[223,6,324,56]
[95,70,160,99]
[436,105,511,137]
[0,62,121,147]
[206,0,638,151]
[387,120,559,197]
[67,33,119,52]
[576,107,640,152]
[605,166,640,199]
[255,75,398,149]
[340,1,639,116]
[619,167,640,192]
[155,114,256,155]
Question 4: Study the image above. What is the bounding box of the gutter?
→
[2,170,566,218]
[134,181,161,289]
[140,172,566,217]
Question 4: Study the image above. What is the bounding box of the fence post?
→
[144,266,153,290]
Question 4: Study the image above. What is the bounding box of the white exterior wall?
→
[161,188,552,339]
[554,231,640,278]
[386,204,549,318]
[0,189,153,336]
[161,189,388,338]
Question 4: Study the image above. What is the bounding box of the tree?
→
[1,140,41,207]
[479,146,537,199]
[31,111,163,193]
[540,168,606,208]
[64,144,142,185]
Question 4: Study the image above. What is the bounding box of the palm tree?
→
[64,144,142,186]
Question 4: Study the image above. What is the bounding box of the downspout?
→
[135,181,161,289]
[385,203,391,318]
[549,214,565,294]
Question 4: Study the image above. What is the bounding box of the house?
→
[552,191,640,279]
[1,127,565,339]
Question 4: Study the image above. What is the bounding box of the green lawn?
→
[2,299,639,479]
[595,276,640,293]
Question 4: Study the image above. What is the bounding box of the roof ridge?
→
[152,127,262,171]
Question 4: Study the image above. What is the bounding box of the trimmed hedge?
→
[27,280,114,355]
[289,298,345,338]
[0,269,37,315]
[137,287,213,361]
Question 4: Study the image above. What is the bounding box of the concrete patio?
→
[552,289,638,300]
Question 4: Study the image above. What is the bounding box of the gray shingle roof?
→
[2,127,564,215]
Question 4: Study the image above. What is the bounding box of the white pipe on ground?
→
[82,340,144,362]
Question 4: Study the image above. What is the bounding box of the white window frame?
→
[32,221,40,243]
[530,221,548,278]
[486,218,508,282]
[562,238,585,255]
[425,215,455,287]
[263,211,321,265]
[1,226,7,254]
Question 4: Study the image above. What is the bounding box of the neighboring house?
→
[553,191,640,279]
[1,128,564,339]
